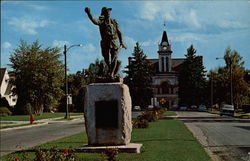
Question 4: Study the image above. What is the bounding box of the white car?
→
[220,104,234,116]
[179,106,187,111]
[198,105,207,112]
[134,106,141,111]
[190,105,198,110]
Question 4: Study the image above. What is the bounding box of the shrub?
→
[0,107,12,116]
[103,149,120,161]
[132,108,167,129]
[132,119,149,129]
[137,111,157,122]
[33,147,78,161]
[155,108,167,115]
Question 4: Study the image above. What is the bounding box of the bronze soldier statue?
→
[84,7,127,78]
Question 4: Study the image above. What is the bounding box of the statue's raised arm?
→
[84,7,100,25]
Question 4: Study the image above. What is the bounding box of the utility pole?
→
[63,44,83,119]
[211,72,213,111]
[230,58,233,105]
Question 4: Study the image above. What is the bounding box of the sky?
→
[1,1,250,75]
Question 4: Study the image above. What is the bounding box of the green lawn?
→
[0,112,83,121]
[2,119,211,161]
[162,111,177,116]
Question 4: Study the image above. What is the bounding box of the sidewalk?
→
[0,115,83,132]
[0,117,85,157]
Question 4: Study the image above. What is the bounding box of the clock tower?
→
[158,31,172,73]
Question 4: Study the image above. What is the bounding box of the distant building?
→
[128,30,185,108]
[0,68,17,107]
[148,30,185,108]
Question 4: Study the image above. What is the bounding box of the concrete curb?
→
[184,123,221,161]
[0,122,49,132]
[0,115,84,132]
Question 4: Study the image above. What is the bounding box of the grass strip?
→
[0,112,83,121]
[1,119,211,161]
[162,111,177,116]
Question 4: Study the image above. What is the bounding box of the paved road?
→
[176,111,250,161]
[0,118,85,157]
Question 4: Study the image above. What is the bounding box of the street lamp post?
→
[229,58,233,105]
[64,44,83,119]
[210,72,213,110]
[216,57,233,105]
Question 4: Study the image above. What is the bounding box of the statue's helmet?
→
[101,7,112,15]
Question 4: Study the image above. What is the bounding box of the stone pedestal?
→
[84,83,132,145]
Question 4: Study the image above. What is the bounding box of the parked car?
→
[220,104,234,116]
[134,106,141,111]
[198,105,207,112]
[179,106,187,111]
[148,105,154,109]
[170,105,178,110]
[190,105,198,111]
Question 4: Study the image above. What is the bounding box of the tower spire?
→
[161,21,169,45]
[160,31,169,45]
[163,21,167,30]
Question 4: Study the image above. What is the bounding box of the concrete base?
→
[76,143,143,153]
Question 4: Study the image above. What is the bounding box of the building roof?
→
[147,59,158,65]
[4,83,12,95]
[172,58,185,68]
[147,58,185,72]
[0,68,7,85]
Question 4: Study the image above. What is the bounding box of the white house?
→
[0,68,17,107]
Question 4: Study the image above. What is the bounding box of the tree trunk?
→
[34,102,44,115]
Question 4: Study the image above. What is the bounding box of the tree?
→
[83,59,108,84]
[124,42,154,109]
[209,47,249,108]
[178,45,207,106]
[10,40,64,115]
[58,59,109,112]
[67,71,87,112]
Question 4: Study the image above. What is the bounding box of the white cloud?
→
[52,40,70,48]
[218,20,247,29]
[137,1,250,31]
[2,42,12,49]
[188,9,201,28]
[172,33,203,43]
[83,43,96,52]
[138,2,202,29]
[163,12,175,22]
[8,16,53,35]
[138,1,177,21]
[141,39,158,47]
[124,36,137,49]
[28,4,49,11]
[139,2,159,20]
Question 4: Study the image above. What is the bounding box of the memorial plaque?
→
[95,100,118,129]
